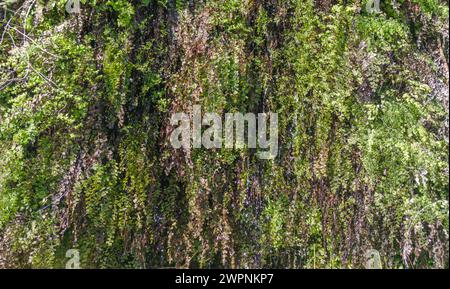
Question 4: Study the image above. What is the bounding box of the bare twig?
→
[7,24,60,59]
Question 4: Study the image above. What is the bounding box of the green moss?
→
[0,0,448,269]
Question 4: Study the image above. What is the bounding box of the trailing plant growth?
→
[0,0,448,268]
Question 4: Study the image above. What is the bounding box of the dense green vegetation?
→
[0,0,448,268]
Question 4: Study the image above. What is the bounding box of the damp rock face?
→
[0,0,448,269]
